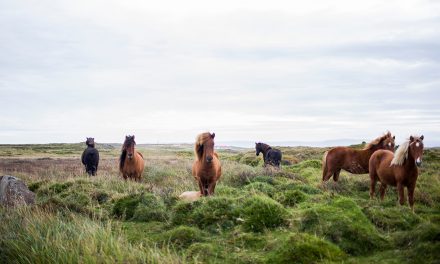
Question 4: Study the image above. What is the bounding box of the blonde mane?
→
[391,140,410,166]
[194,132,213,161]
[363,132,391,150]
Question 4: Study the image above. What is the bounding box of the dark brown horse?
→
[81,137,99,176]
[369,135,424,210]
[255,142,282,167]
[322,132,395,182]
[192,132,222,196]
[119,135,145,181]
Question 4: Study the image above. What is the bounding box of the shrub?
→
[113,193,167,222]
[192,197,239,230]
[300,197,388,255]
[241,195,288,232]
[162,226,204,248]
[240,153,262,167]
[267,233,346,263]
[187,243,218,262]
[171,200,201,226]
[132,194,168,222]
[274,190,307,207]
[296,159,322,169]
[363,206,421,231]
[112,194,142,220]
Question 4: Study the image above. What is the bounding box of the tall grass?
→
[0,145,439,263]
[0,207,182,264]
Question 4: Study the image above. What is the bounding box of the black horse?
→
[81,137,99,176]
[255,142,282,167]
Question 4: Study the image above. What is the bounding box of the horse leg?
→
[379,183,387,200]
[197,180,204,196]
[208,181,217,195]
[333,169,341,182]
[397,183,405,206]
[370,176,377,199]
[408,184,416,211]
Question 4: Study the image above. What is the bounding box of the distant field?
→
[0,143,439,263]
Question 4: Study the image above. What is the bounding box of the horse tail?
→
[119,150,126,172]
[322,151,328,174]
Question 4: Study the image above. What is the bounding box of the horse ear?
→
[133,135,135,140]
[420,135,424,141]
[410,136,414,142]
[211,133,215,139]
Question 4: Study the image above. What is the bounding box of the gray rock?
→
[0,175,35,207]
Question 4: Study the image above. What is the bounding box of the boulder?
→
[0,175,35,207]
[179,191,201,202]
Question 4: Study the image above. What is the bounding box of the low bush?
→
[241,195,288,232]
[267,233,346,263]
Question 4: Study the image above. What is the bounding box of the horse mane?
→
[391,138,411,166]
[120,136,136,171]
[119,150,126,171]
[259,142,272,152]
[194,132,212,161]
[363,132,391,150]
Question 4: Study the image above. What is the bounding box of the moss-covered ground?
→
[0,144,439,263]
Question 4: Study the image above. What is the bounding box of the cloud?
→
[0,0,439,145]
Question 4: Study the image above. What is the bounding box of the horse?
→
[369,135,424,210]
[81,137,99,176]
[255,142,282,167]
[119,135,145,181]
[322,131,395,182]
[192,132,222,196]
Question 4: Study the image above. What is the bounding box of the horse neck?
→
[358,148,375,165]
[402,149,416,170]
[261,145,271,155]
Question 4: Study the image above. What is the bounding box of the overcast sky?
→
[1,0,439,146]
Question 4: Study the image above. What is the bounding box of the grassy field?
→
[0,143,439,263]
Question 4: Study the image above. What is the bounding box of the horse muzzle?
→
[206,156,213,163]
[127,154,133,159]
[416,158,422,167]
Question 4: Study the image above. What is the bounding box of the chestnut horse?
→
[322,132,395,182]
[369,135,424,210]
[119,135,145,181]
[192,132,222,196]
[255,142,282,167]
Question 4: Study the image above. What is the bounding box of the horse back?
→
[327,146,366,169]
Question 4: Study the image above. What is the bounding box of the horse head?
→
[196,132,215,163]
[255,142,262,156]
[409,135,424,167]
[86,137,95,147]
[123,135,136,160]
[381,132,396,152]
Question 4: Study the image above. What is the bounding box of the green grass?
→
[0,144,439,263]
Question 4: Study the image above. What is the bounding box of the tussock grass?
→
[0,207,182,264]
[0,144,439,263]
